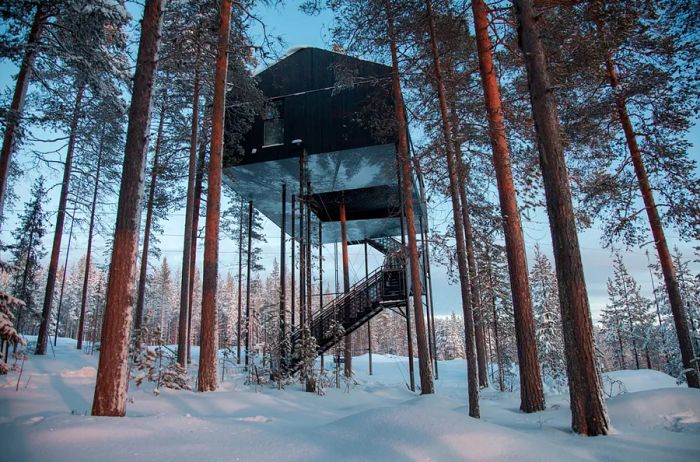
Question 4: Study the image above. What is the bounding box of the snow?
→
[1,337,699,461]
[604,369,680,393]
[253,46,313,76]
[60,366,97,378]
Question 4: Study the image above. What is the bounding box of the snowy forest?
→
[1,0,699,461]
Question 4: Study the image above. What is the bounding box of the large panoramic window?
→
[263,100,283,146]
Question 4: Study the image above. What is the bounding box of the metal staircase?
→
[284,237,407,373]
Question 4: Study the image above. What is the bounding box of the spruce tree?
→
[530,245,566,391]
[601,253,655,371]
[9,176,47,334]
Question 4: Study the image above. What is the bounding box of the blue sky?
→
[0,1,698,321]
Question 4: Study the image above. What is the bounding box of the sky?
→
[0,1,698,322]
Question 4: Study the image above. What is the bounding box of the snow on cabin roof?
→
[251,45,385,77]
[252,45,314,76]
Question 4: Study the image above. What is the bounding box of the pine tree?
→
[672,248,700,363]
[443,312,465,360]
[531,0,700,389]
[34,0,130,355]
[515,0,609,435]
[76,96,126,350]
[295,326,319,392]
[471,0,544,412]
[9,177,47,334]
[92,0,166,417]
[0,291,26,373]
[601,253,655,371]
[530,245,566,391]
[145,258,177,343]
[198,0,234,392]
[217,271,236,350]
[0,2,50,219]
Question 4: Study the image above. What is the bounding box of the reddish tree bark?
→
[0,4,46,220]
[198,0,233,392]
[178,66,200,366]
[422,0,475,408]
[35,82,85,355]
[471,0,544,412]
[604,56,699,388]
[515,0,609,435]
[386,2,434,395]
[133,99,166,334]
[92,0,166,417]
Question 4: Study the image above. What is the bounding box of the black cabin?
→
[223,47,424,243]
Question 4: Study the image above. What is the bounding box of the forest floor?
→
[1,338,699,461]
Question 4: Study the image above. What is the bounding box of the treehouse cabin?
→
[222,47,435,380]
[222,46,425,242]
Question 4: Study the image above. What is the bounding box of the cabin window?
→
[263,101,284,147]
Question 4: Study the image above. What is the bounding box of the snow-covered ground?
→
[1,338,699,461]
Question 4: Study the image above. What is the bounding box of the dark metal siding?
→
[227,48,395,167]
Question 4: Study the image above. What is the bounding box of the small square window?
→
[263,101,283,146]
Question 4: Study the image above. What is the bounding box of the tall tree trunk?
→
[134,100,166,334]
[387,0,434,395]
[53,201,77,346]
[604,56,699,388]
[486,247,505,391]
[35,82,85,355]
[515,0,609,435]
[178,65,200,366]
[450,108,488,388]
[187,108,209,364]
[77,131,104,350]
[198,0,233,392]
[92,0,165,417]
[0,4,46,221]
[422,0,472,404]
[616,326,626,369]
[236,197,244,364]
[462,187,489,389]
[472,0,544,412]
[244,201,253,367]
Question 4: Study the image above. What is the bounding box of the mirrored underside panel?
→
[223,143,424,244]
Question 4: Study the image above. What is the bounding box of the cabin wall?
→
[226,48,395,168]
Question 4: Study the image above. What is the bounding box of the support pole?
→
[244,200,253,367]
[299,195,306,328]
[365,241,373,375]
[319,222,324,372]
[306,181,312,324]
[299,148,306,329]
[279,184,287,368]
[398,163,415,392]
[291,194,296,331]
[420,213,438,379]
[419,214,433,365]
[54,201,77,345]
[236,196,244,364]
[340,201,352,378]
